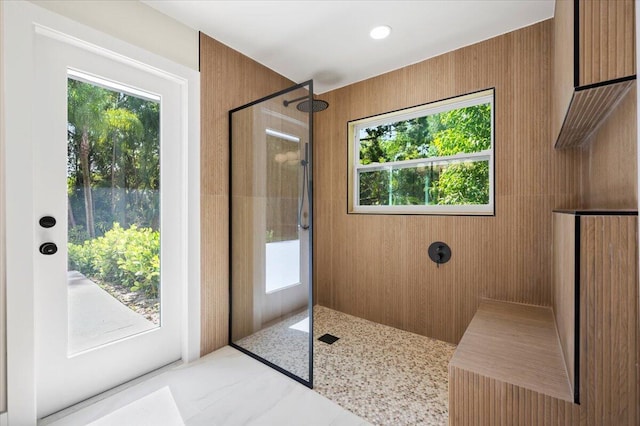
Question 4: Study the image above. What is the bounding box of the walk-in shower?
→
[229,81,324,387]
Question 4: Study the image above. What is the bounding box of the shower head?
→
[283,96,329,113]
[296,99,329,113]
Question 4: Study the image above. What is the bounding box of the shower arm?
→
[283,95,307,108]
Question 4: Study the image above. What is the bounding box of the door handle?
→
[39,242,58,255]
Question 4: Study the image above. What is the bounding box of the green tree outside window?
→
[358,103,491,208]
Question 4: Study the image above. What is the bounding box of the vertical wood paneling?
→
[315,20,582,345]
[552,212,577,397]
[553,80,634,149]
[581,84,638,209]
[451,214,638,425]
[230,95,310,341]
[553,0,635,149]
[579,0,636,87]
[580,215,638,425]
[200,33,293,355]
[449,367,579,426]
[552,0,576,144]
[229,108,262,339]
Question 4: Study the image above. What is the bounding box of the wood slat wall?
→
[200,33,293,355]
[451,214,639,425]
[449,366,579,426]
[580,215,638,425]
[230,95,310,342]
[552,212,577,398]
[314,20,582,344]
[552,0,575,145]
[229,107,257,340]
[554,80,634,149]
[552,0,636,149]
[580,84,638,208]
[579,0,636,87]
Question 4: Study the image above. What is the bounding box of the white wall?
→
[31,0,199,71]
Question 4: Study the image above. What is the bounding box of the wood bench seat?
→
[450,298,573,401]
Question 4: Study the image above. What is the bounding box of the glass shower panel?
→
[229,82,313,386]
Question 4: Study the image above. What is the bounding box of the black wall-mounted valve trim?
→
[428,242,451,266]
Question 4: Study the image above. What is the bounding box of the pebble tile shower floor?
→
[314,307,455,425]
[238,306,456,425]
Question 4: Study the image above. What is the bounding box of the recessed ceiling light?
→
[370,25,391,40]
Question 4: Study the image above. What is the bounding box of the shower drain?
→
[318,333,340,344]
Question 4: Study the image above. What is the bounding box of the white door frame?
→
[2,2,200,424]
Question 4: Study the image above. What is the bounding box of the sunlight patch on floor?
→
[289,316,309,333]
[88,387,183,426]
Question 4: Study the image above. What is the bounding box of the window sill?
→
[349,205,494,216]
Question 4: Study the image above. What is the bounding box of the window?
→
[348,89,494,215]
[66,70,162,353]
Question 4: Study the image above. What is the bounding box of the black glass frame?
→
[228,81,314,388]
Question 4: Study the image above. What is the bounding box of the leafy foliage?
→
[68,224,160,298]
[67,78,160,243]
[67,79,160,300]
[358,103,491,207]
[431,105,491,205]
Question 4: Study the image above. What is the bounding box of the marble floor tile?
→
[44,346,369,426]
[44,306,453,426]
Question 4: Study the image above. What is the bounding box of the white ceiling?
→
[143,1,555,94]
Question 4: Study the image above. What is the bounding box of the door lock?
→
[39,216,57,228]
[39,242,58,255]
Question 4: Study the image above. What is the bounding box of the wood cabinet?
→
[552,0,635,149]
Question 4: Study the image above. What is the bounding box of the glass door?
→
[229,82,314,386]
[33,27,183,417]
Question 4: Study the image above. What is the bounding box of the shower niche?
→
[229,81,316,386]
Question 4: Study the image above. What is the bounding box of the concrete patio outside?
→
[68,271,157,354]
